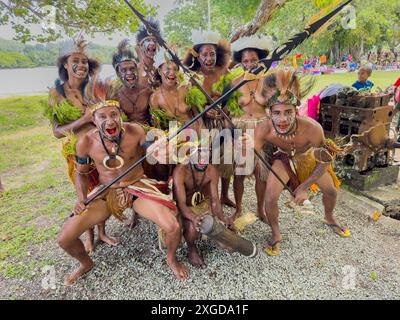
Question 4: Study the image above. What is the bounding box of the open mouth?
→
[125,75,136,84]
[205,62,214,68]
[277,124,289,132]
[147,47,157,57]
[105,127,117,135]
[167,75,176,81]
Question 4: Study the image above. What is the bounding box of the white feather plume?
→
[231,34,274,54]
[191,29,222,46]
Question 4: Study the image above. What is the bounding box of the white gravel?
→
[1,180,400,300]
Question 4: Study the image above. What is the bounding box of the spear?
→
[84,0,352,206]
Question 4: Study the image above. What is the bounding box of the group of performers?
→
[46,19,352,285]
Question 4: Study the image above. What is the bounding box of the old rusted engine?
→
[318,92,393,172]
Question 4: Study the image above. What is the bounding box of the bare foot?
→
[64,261,94,286]
[221,197,236,208]
[266,233,282,249]
[167,258,189,280]
[187,247,206,268]
[323,215,339,226]
[98,234,120,246]
[233,208,242,219]
[124,212,138,229]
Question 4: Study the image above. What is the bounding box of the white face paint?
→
[117,60,138,89]
[64,53,89,79]
[94,107,123,141]
[160,62,179,87]
[140,36,158,59]
[270,104,297,135]
[198,44,217,72]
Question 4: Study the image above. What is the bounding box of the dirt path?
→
[1,182,399,300]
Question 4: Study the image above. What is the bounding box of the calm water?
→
[0,65,116,97]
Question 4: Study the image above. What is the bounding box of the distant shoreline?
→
[0,65,55,71]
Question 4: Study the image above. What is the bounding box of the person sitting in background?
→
[352,65,374,91]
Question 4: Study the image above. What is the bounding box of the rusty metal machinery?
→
[318,93,394,172]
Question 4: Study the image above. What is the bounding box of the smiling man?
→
[254,69,349,256]
[57,80,188,285]
[112,38,153,125]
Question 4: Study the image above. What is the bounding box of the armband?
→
[75,155,93,165]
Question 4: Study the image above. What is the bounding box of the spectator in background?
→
[352,65,374,91]
[320,54,327,66]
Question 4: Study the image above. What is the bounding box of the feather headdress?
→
[183,29,231,71]
[85,78,122,114]
[136,16,162,45]
[112,39,138,70]
[232,35,274,62]
[59,30,89,58]
[265,69,315,108]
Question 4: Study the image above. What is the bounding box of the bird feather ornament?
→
[191,29,222,47]
[231,35,274,55]
[59,30,88,57]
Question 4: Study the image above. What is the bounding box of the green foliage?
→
[164,0,259,49]
[0,0,157,43]
[0,38,116,68]
[150,107,176,130]
[212,68,244,116]
[43,99,82,125]
[185,86,207,112]
[164,0,400,61]
[0,50,35,68]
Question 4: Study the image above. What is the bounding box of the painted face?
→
[64,53,89,80]
[93,107,123,141]
[140,36,158,59]
[270,104,297,135]
[193,146,210,170]
[241,49,259,71]
[159,62,179,87]
[198,44,217,72]
[117,60,138,88]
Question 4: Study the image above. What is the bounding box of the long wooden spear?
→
[84,0,352,205]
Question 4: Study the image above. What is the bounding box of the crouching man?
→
[254,69,350,256]
[173,143,231,268]
[57,81,188,284]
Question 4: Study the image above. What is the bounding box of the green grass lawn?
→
[0,96,74,279]
[0,71,398,279]
[309,70,399,96]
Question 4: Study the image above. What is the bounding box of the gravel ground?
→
[1,180,400,300]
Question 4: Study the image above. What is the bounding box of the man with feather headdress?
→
[58,80,188,284]
[112,38,152,125]
[46,31,119,253]
[254,69,349,256]
[136,17,161,91]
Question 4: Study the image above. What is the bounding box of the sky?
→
[0,0,177,45]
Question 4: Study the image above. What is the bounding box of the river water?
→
[0,65,116,97]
